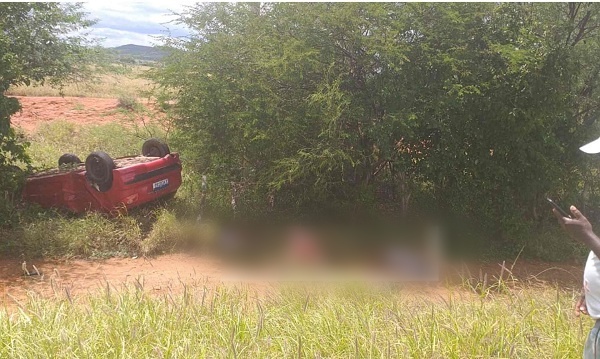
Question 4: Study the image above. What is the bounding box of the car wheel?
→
[85,151,115,192]
[58,153,82,166]
[142,138,170,157]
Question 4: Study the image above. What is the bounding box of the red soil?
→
[10,96,160,132]
[0,254,224,306]
[0,254,584,307]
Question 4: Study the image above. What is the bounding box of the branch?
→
[571,9,593,46]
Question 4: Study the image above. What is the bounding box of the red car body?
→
[22,153,182,214]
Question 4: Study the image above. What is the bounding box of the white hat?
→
[580,137,600,154]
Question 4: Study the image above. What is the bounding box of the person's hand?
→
[553,206,594,244]
[575,292,588,317]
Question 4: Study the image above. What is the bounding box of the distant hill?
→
[111,44,167,63]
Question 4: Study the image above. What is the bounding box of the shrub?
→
[117,94,139,111]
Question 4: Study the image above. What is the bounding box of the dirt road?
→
[0,254,583,306]
[0,254,225,305]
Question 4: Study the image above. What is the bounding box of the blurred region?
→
[212,220,442,282]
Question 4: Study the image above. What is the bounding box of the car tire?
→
[85,151,115,192]
[142,138,170,157]
[58,153,82,166]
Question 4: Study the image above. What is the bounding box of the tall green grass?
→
[0,285,588,358]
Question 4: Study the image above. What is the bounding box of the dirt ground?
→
[10,96,159,132]
[0,254,584,306]
[0,254,224,306]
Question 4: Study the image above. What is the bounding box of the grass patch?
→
[0,285,589,358]
[27,120,164,169]
[0,212,142,258]
[0,201,210,259]
[6,66,153,98]
[140,209,218,256]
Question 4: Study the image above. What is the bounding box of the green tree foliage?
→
[0,3,96,225]
[154,3,600,250]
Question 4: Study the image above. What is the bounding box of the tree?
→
[0,3,97,224]
[154,3,600,252]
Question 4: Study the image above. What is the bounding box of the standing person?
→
[554,205,600,358]
[554,137,600,358]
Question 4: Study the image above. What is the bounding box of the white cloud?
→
[81,1,193,47]
[87,27,161,47]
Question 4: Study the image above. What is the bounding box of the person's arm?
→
[575,288,588,317]
[553,206,600,259]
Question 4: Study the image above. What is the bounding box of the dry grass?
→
[6,66,154,98]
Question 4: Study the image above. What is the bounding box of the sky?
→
[82,1,194,48]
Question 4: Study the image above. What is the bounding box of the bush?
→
[153,2,600,254]
[117,95,139,111]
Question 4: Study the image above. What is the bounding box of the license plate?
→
[152,178,169,191]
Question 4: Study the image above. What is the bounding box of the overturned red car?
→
[22,139,182,214]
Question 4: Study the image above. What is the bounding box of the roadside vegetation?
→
[151,2,600,260]
[0,284,587,358]
[2,2,598,262]
[3,118,583,262]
